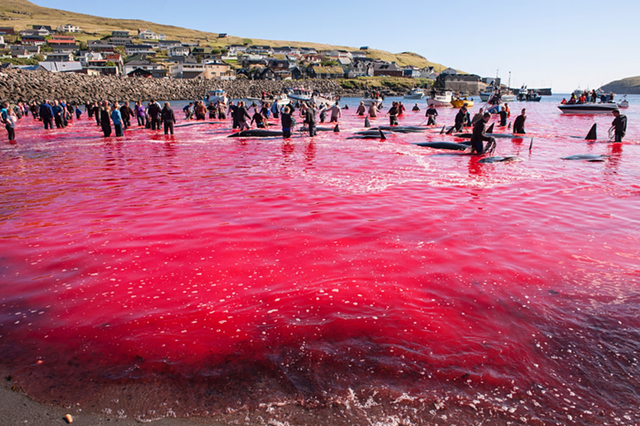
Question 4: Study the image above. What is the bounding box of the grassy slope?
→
[0,0,447,69]
[600,76,640,94]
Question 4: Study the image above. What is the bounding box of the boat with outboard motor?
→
[558,102,619,113]
[428,90,453,107]
[206,89,228,105]
[404,88,424,100]
[286,87,336,106]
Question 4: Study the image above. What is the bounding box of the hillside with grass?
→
[600,76,640,95]
[0,0,448,71]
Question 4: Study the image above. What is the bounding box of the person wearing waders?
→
[611,109,627,142]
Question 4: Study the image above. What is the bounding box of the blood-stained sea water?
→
[1,97,640,425]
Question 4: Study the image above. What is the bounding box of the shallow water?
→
[1,97,640,425]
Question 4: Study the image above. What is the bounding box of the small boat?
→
[287,87,336,106]
[247,94,290,107]
[617,96,629,109]
[558,103,619,113]
[428,90,453,107]
[361,95,383,108]
[404,88,424,100]
[450,96,474,108]
[516,87,542,102]
[480,89,515,103]
[207,89,228,105]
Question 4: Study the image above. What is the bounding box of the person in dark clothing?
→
[236,101,251,131]
[513,109,526,134]
[100,101,112,137]
[251,109,267,128]
[52,101,64,128]
[499,106,508,126]
[387,102,399,126]
[470,113,496,154]
[120,101,133,130]
[305,103,317,137]
[30,102,39,119]
[426,105,438,125]
[207,102,216,120]
[38,100,54,130]
[281,106,293,138]
[93,102,101,126]
[161,102,176,135]
[147,100,161,130]
[454,106,468,131]
[611,109,627,142]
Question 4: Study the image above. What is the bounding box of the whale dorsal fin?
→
[364,117,371,128]
[379,129,386,140]
[487,123,495,133]
[334,124,340,133]
[585,123,597,140]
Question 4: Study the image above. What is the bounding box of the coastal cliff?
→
[600,76,640,94]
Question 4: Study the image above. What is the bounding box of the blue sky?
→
[32,0,640,92]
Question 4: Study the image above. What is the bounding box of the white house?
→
[125,44,155,55]
[169,46,190,57]
[57,24,82,33]
[420,67,438,79]
[138,29,166,40]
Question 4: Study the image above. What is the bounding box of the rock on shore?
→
[0,69,350,104]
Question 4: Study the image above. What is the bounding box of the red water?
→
[1,100,640,425]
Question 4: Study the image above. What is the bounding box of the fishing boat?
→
[206,89,228,105]
[403,88,424,100]
[558,103,619,113]
[480,88,515,103]
[247,94,290,107]
[516,87,542,102]
[286,87,336,106]
[450,96,474,108]
[617,95,629,109]
[427,90,453,107]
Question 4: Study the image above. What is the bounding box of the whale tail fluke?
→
[508,121,512,130]
[529,138,534,151]
[585,123,597,140]
[364,117,371,128]
[440,125,445,134]
[445,126,455,135]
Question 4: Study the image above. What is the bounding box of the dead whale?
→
[478,155,522,163]
[299,124,340,132]
[415,141,471,151]
[348,129,387,140]
[561,154,610,162]
[228,129,283,137]
[371,126,426,133]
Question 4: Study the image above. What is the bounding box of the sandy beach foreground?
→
[0,385,225,426]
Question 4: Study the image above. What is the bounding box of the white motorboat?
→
[427,91,453,107]
[207,89,228,105]
[361,96,383,107]
[558,102,619,113]
[404,88,424,100]
[479,90,515,103]
[287,87,336,106]
[617,96,629,109]
[247,94,290,107]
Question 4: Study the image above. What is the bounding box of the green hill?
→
[0,0,447,71]
[600,76,640,94]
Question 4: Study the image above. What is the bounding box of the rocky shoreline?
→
[0,69,378,104]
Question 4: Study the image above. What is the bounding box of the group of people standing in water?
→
[1,95,628,149]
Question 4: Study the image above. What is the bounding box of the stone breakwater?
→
[0,69,351,104]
